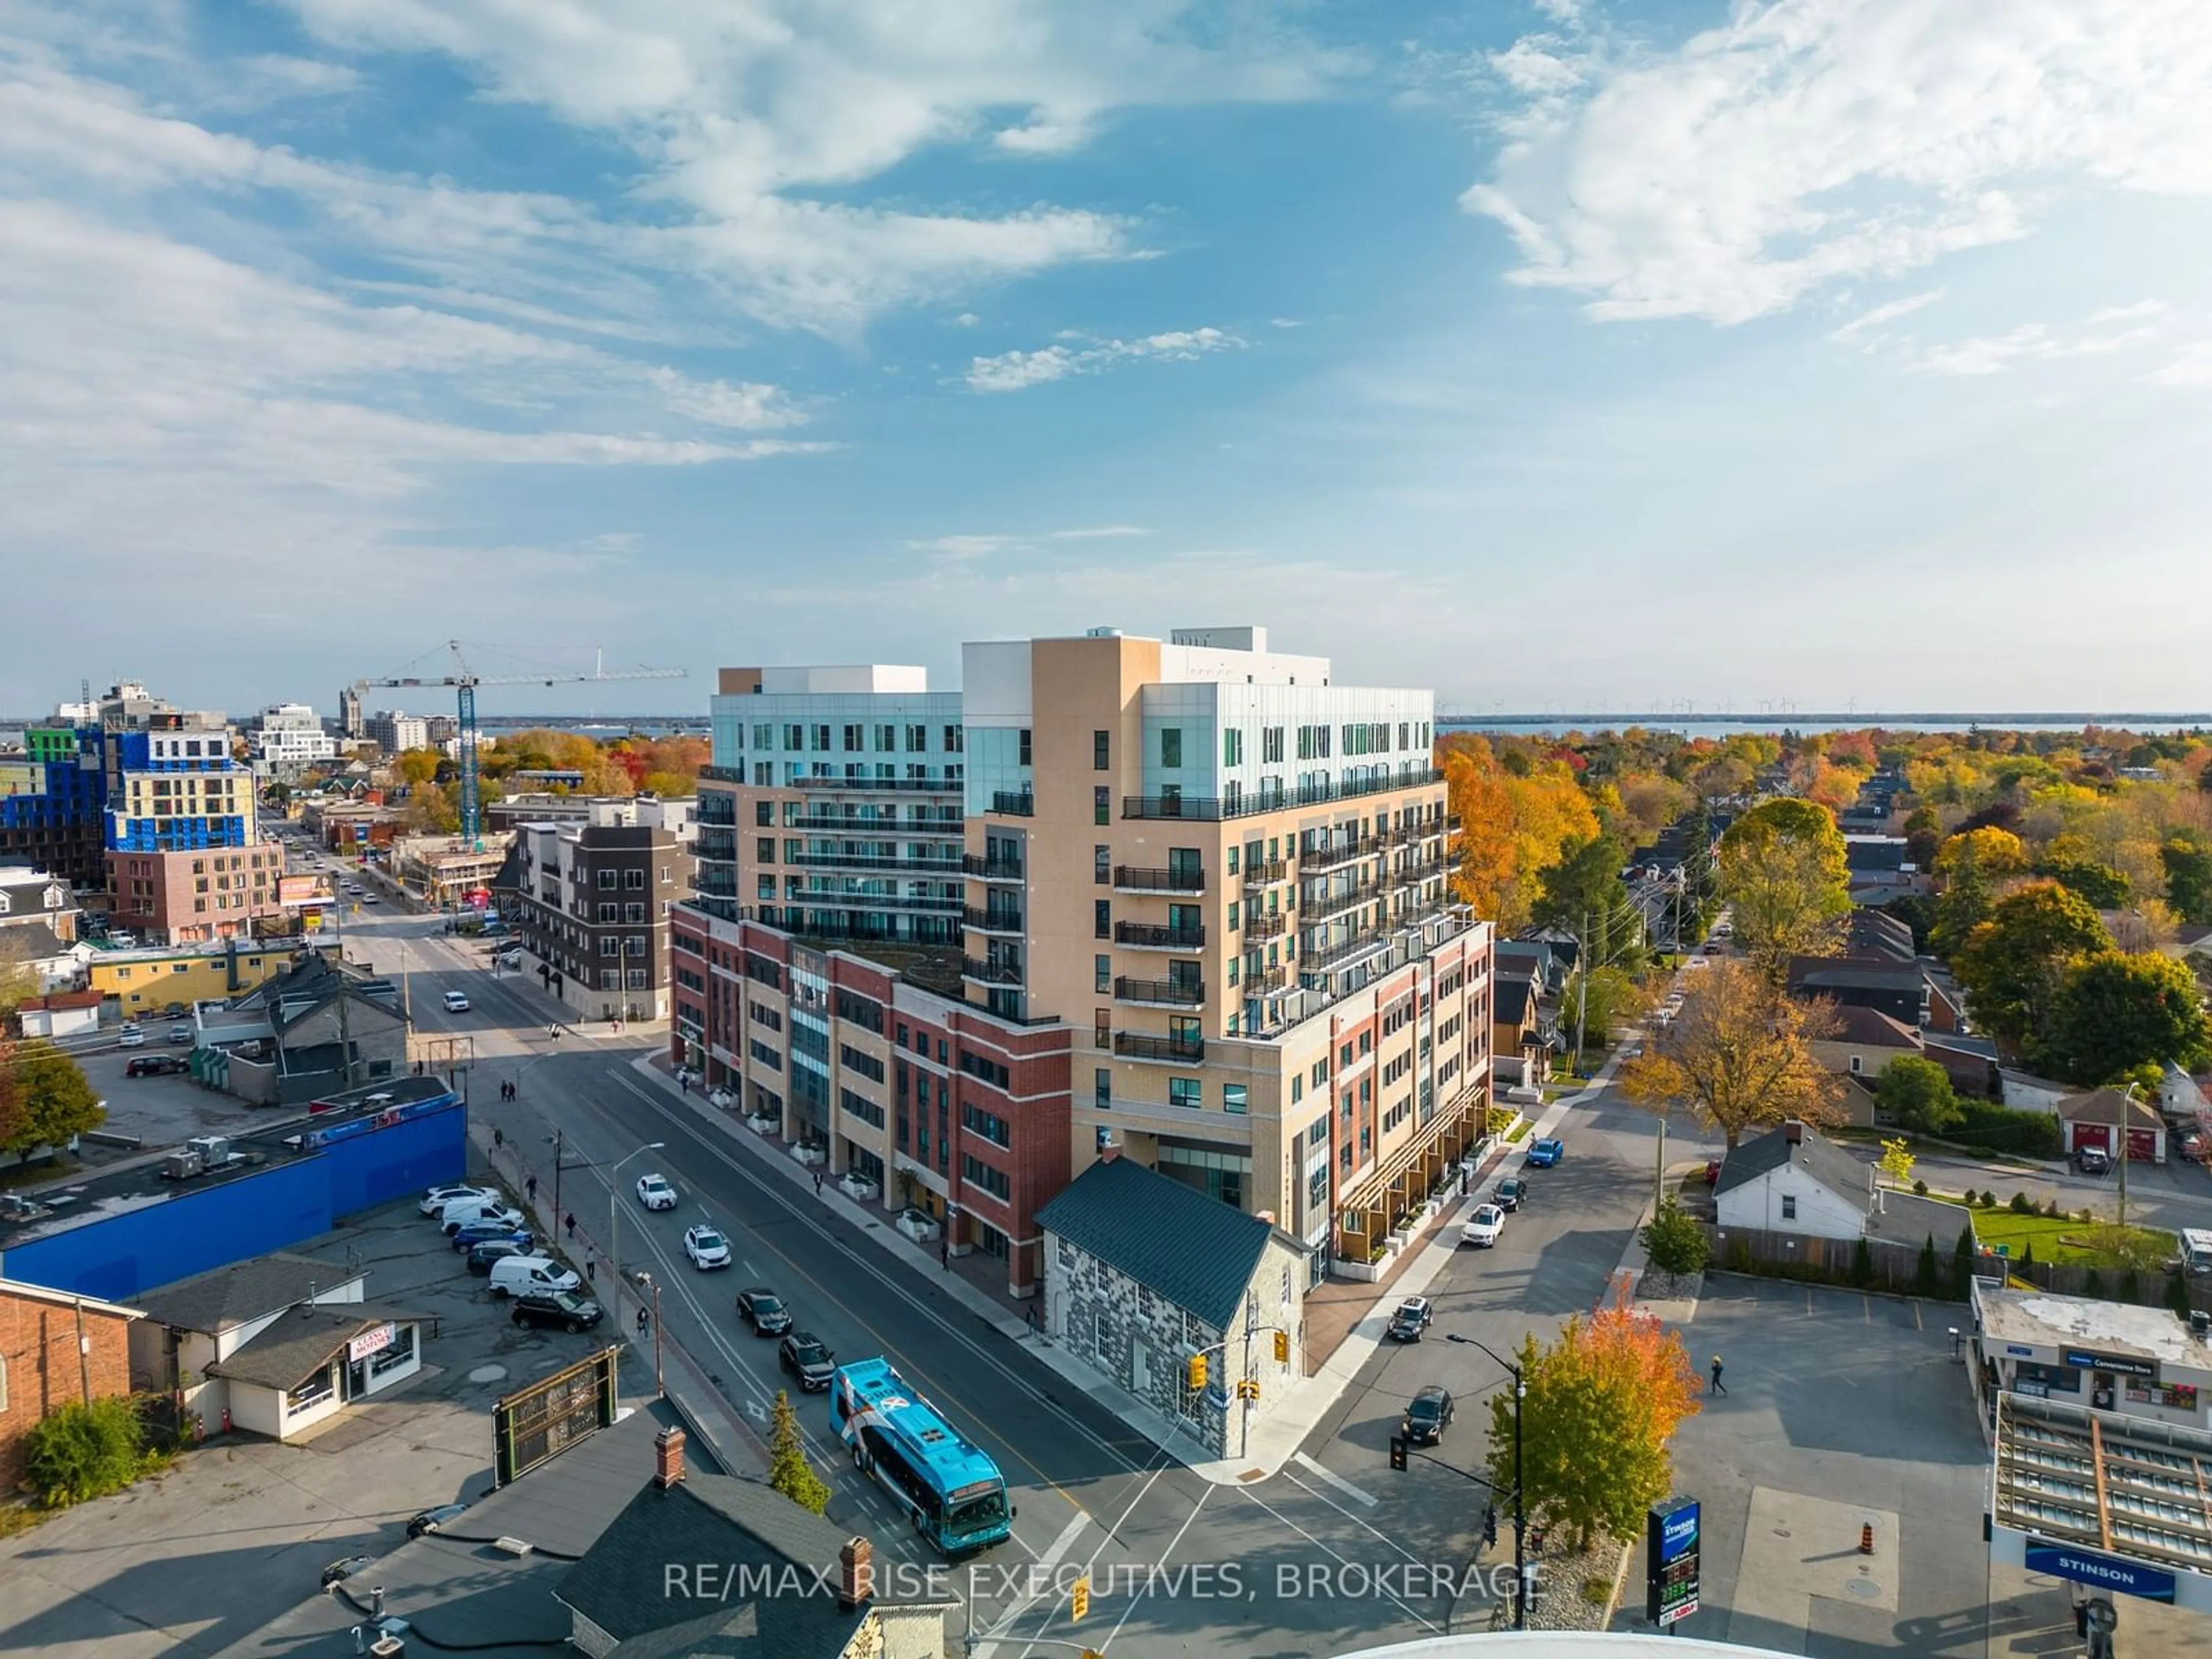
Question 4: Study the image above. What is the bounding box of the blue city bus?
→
[828,1357,1013,1553]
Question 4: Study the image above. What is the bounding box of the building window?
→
[1781,1194,1797,1221]
[1095,1067,1111,1110]
[1094,786,1109,827]
[1096,955,1111,993]
[1224,1084,1248,1115]
[1094,900,1111,940]
[962,1102,1012,1147]
[1169,1076,1201,1109]
[1160,728,1182,768]
[626,968,649,989]
[757,838,775,863]
[598,869,618,889]
[876,724,896,751]
[1094,844,1110,885]
[1094,730,1110,770]
[625,869,646,889]
[1263,727,1285,764]
[1224,729,1243,767]
[756,801,774,827]
[843,724,862,752]
[961,1153,1010,1202]
[1018,728,1032,767]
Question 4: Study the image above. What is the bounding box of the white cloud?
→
[965,325,1244,391]
[1489,36,1584,97]
[1826,287,1946,344]
[1910,305,2168,376]
[952,311,981,327]
[906,525,1151,558]
[1050,525,1150,540]
[2090,299,2169,325]
[2147,342,2212,387]
[1464,0,2212,324]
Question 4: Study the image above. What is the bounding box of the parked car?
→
[406,1502,469,1540]
[635,1173,678,1211]
[444,1202,524,1237]
[1461,1205,1505,1248]
[452,1220,535,1253]
[422,1183,498,1217]
[1401,1385,1455,1446]
[467,1238,535,1275]
[167,1022,193,1044]
[2075,1145,2112,1175]
[684,1225,732,1270]
[126,1055,187,1078]
[442,990,471,1013]
[737,1286,793,1335]
[1495,1177,1528,1212]
[490,1255,582,1298]
[895,1207,941,1244]
[2180,1132,2207,1164]
[1703,1159,1722,1186]
[510,1289,604,1332]
[779,1331,836,1391]
[1385,1297,1433,1342]
[117,1025,146,1047]
[320,1554,373,1590]
[1525,1138,1565,1169]
[162,1001,188,1018]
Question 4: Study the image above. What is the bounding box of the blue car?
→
[453,1222,535,1253]
[1525,1138,1564,1169]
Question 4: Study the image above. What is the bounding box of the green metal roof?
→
[1036,1154,1275,1331]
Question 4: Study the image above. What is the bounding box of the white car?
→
[421,1183,498,1216]
[442,991,471,1013]
[444,1202,522,1236]
[635,1174,678,1211]
[1461,1204,1506,1248]
[895,1207,941,1244]
[684,1225,732,1270]
[117,1025,146,1047]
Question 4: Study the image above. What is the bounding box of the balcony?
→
[962,853,1025,882]
[1112,1031,1207,1065]
[961,956,1025,986]
[1302,929,1396,977]
[964,907,1024,936]
[1115,976,1205,1008]
[1123,768,1444,822]
[1240,965,1291,995]
[1305,881,1383,923]
[699,765,745,786]
[1243,910,1286,940]
[790,775,961,794]
[1243,859,1288,887]
[1114,922,1206,950]
[1301,836,1381,873]
[991,791,1035,817]
[786,851,965,876]
[1113,865,1205,895]
[1392,856,1449,884]
[786,814,957,833]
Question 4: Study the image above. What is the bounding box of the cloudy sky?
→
[6,0,2210,720]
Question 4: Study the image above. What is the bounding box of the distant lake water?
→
[1441,716,2212,740]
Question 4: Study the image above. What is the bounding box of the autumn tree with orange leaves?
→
[1441,737,1599,932]
[1489,1287,1703,1551]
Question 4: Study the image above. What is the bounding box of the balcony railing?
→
[1241,965,1291,995]
[1243,859,1288,887]
[790,775,961,794]
[1115,976,1205,1008]
[1114,922,1206,950]
[1392,857,1449,884]
[1123,768,1444,822]
[785,814,959,833]
[1305,881,1383,922]
[1302,836,1381,872]
[991,791,1036,817]
[961,956,1025,986]
[1113,865,1206,894]
[1243,910,1286,940]
[786,852,965,875]
[1112,1031,1207,1064]
[963,853,1025,881]
[1301,928,1397,976]
[699,765,745,785]
[964,907,1024,935]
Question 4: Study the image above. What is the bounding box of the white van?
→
[2183,1228,2212,1275]
[439,1194,514,1231]
[489,1255,582,1298]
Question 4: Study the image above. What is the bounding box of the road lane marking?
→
[1281,1470,1424,1564]
[1036,1514,1089,1573]
[1293,1451,1380,1508]
[1227,1486,1440,1634]
[1094,1486,1211,1651]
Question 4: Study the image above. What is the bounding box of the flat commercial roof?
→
[1978,1285,2212,1372]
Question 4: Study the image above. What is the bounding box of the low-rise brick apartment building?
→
[0,1278,142,1492]
[509,800,695,1022]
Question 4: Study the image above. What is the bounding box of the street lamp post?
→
[609,1142,666,1287]
[1447,1332,1529,1630]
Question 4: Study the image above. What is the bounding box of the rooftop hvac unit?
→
[493,1536,533,1557]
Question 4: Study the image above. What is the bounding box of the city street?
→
[338,903,1694,1655]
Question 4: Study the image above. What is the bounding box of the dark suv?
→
[126,1056,187,1078]
[510,1290,604,1333]
[737,1287,793,1336]
[779,1332,836,1391]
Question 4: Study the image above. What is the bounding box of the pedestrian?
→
[813,1169,824,1197]
[526,1173,538,1203]
[586,1254,596,1282]
[1710,1355,1726,1396]
[494,1126,503,1150]
[635,1305,649,1336]
[1024,1305,1038,1339]
[680,1074,690,1096]
[565,1211,577,1240]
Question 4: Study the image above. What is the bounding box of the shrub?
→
[2168,1270,2194,1317]
[1950,1228,1979,1300]
[2121,1268,2143,1305]
[2084,1268,2105,1300]
[22,1397,145,1508]
[1725,1238,1753,1272]
[2010,1191,2035,1214]
[1950,1102,2065,1158]
[2020,1243,2036,1270]
[1915,1234,1941,1298]
[1850,1237,1876,1287]
[1912,1179,1929,1196]
[2044,1198,2062,1218]
[1979,1191,1999,1210]
[1643,1199,1711,1277]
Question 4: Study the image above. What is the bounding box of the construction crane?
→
[356,642,686,847]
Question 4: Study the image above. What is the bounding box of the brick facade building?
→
[0,1278,141,1492]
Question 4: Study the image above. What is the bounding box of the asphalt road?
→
[332,904,1699,1657]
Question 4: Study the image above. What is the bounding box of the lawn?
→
[1959,1206,2173,1267]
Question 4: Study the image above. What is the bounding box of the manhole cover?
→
[1846,1579,1883,1599]
[469,1364,507,1384]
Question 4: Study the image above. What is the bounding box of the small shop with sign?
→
[1969,1282,2212,1431]
[203,1303,426,1441]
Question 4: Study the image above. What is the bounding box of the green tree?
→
[1952,882,2113,1061]
[767,1389,830,1514]
[1915,1234,1941,1298]
[1715,799,1852,975]
[2040,857,2131,910]
[1929,852,1994,962]
[1533,835,1640,969]
[2048,951,2212,1085]
[1877,1136,1918,1187]
[1563,965,1650,1050]
[2167,1268,2194,1317]
[1850,1237,1875,1286]
[1619,961,1845,1150]
[1950,1226,1978,1300]
[2162,832,2212,925]
[1488,1301,1702,1552]
[1873,1055,1964,1136]
[1641,1198,1710,1278]
[4,1042,106,1156]
[24,1396,146,1507]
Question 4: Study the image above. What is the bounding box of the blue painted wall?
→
[2,1100,468,1299]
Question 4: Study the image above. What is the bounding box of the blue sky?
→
[5,0,2210,720]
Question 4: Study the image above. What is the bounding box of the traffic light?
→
[1274,1330,1291,1365]
[1070,1577,1091,1622]
[1187,1352,1208,1390]
[1389,1436,1408,1472]
[1483,1505,1499,1548]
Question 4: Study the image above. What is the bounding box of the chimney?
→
[654,1427,686,1490]
[1784,1120,1803,1147]
[838,1537,874,1609]
[1099,1142,1120,1164]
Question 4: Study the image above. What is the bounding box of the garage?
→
[2058,1087,2167,1166]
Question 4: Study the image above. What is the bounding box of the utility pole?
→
[1446,1334,1529,1630]
[2118,1083,2135,1233]
[1574,911,1591,1075]
[1656,1113,1668,1218]
[551,1127,565,1222]
[73,1297,93,1406]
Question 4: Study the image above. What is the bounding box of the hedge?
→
[1947,1101,2064,1159]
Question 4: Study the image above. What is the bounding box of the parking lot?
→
[67,1043,268,1167]
[0,1184,644,1659]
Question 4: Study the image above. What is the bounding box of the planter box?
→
[745,1114,778,1135]
[840,1175,880,1201]
[789,1142,826,1167]
[1337,1247,1399,1283]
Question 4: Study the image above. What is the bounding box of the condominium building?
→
[510,802,695,1021]
[693,666,965,945]
[673,627,1491,1293]
[101,696,283,944]
[248,703,338,778]
[0,725,108,888]
[365,710,430,755]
